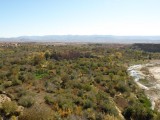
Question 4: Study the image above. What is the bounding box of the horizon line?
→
[1,34,160,38]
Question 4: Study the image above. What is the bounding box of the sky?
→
[0,0,160,37]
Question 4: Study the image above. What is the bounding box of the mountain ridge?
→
[0,35,160,43]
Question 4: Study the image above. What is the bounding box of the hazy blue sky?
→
[0,0,160,37]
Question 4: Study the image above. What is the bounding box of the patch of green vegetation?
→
[34,69,49,79]
[138,93,152,108]
[139,79,149,85]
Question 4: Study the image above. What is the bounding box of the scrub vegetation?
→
[0,43,160,120]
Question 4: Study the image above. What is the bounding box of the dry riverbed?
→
[128,61,160,111]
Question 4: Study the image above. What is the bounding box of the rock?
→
[0,94,11,108]
[16,106,24,114]
[0,94,24,119]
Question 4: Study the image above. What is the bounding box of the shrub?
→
[58,98,74,110]
[109,89,116,97]
[33,54,44,66]
[18,96,35,108]
[95,76,103,84]
[123,105,154,120]
[83,84,92,91]
[19,104,54,120]
[18,73,26,82]
[3,81,12,88]
[73,97,83,106]
[0,85,5,93]
[77,90,83,97]
[2,101,18,116]
[83,99,93,109]
[44,95,54,105]
[45,82,56,93]
[138,95,151,108]
[115,82,128,93]
[104,114,119,120]
[73,82,82,89]
[83,109,96,120]
[99,102,118,116]
[95,112,105,120]
[17,88,27,97]
[12,79,22,86]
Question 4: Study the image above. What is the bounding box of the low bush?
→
[2,101,18,116]
[44,95,54,105]
[99,102,118,116]
[115,82,128,93]
[83,99,93,109]
[3,81,12,88]
[18,104,54,120]
[18,96,35,108]
[123,105,154,120]
[12,79,22,86]
[83,84,92,91]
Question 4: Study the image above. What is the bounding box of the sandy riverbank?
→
[128,62,160,111]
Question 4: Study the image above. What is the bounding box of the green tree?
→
[44,51,50,60]
[109,73,114,81]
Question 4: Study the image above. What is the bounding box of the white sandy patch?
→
[128,65,149,90]
[149,67,160,80]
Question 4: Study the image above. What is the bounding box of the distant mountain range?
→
[0,35,160,43]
